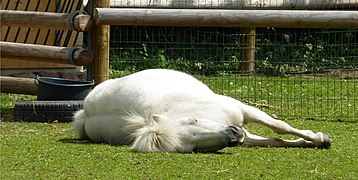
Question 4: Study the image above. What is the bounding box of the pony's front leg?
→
[242,129,316,148]
[241,105,331,148]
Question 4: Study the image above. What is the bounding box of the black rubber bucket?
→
[36,77,94,100]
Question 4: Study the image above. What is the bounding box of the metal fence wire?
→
[108,1,357,122]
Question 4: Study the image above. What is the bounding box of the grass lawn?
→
[1,120,357,179]
[1,75,357,179]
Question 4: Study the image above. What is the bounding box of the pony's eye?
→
[181,117,198,125]
[190,118,198,123]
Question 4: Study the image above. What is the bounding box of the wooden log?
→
[94,8,358,28]
[73,14,94,32]
[109,0,358,10]
[91,0,110,84]
[0,10,93,32]
[0,76,37,95]
[0,42,93,66]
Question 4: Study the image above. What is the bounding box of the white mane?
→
[123,112,183,152]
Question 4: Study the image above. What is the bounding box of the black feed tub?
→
[36,77,94,100]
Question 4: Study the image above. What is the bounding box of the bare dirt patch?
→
[289,69,357,79]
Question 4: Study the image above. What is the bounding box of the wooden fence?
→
[1,0,357,94]
[0,0,94,94]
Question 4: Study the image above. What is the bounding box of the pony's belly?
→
[84,115,130,145]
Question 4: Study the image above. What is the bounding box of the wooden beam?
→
[94,8,358,28]
[91,0,110,84]
[0,76,37,95]
[0,42,93,66]
[0,10,93,32]
[109,0,358,10]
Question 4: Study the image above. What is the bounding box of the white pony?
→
[73,69,331,152]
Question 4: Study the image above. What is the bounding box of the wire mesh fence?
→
[108,1,357,121]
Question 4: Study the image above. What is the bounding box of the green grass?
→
[1,75,357,179]
[1,120,357,179]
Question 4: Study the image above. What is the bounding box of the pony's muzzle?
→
[227,126,246,147]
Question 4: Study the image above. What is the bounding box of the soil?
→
[288,69,357,79]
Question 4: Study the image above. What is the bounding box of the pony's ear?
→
[152,114,168,123]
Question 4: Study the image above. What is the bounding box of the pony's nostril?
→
[229,126,240,134]
[229,126,245,137]
[228,126,246,145]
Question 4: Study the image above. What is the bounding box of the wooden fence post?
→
[240,28,256,74]
[91,0,110,85]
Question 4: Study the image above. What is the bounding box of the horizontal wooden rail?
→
[109,0,358,10]
[0,76,37,95]
[0,42,93,66]
[0,10,93,32]
[94,8,358,28]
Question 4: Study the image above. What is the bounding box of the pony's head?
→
[124,114,245,153]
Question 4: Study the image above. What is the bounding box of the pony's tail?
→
[73,109,89,139]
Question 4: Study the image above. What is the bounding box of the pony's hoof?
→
[321,134,332,149]
[319,133,332,149]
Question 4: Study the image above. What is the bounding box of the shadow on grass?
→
[59,138,95,145]
[0,108,14,122]
[58,138,230,154]
[301,118,358,124]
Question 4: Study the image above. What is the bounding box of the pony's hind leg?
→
[241,105,331,148]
